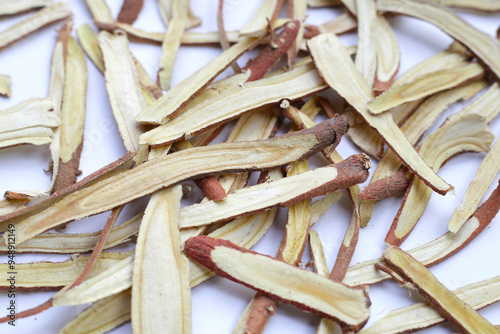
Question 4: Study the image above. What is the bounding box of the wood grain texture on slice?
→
[383,247,499,334]
[0,1,71,50]
[53,255,134,306]
[139,63,327,146]
[185,236,371,331]
[0,199,28,216]
[132,185,191,334]
[377,0,500,80]
[427,0,500,12]
[359,80,485,226]
[136,37,261,124]
[239,0,283,37]
[0,0,55,16]
[158,0,188,90]
[355,0,377,88]
[0,251,131,291]
[77,24,105,72]
[345,179,500,287]
[117,0,143,24]
[52,36,87,192]
[368,62,484,114]
[0,213,141,254]
[58,288,131,334]
[0,120,342,244]
[360,274,500,334]
[373,15,399,94]
[179,154,369,229]
[85,0,113,23]
[99,30,148,152]
[0,98,59,148]
[385,112,493,246]
[0,75,11,97]
[308,33,452,195]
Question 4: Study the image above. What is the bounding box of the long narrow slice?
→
[58,288,131,334]
[0,251,132,291]
[0,75,11,97]
[136,37,262,124]
[360,274,500,334]
[0,98,59,149]
[157,0,188,90]
[185,236,371,331]
[368,62,484,114]
[85,0,113,23]
[377,0,500,80]
[344,179,500,286]
[0,120,344,244]
[179,154,369,229]
[0,213,141,254]
[98,30,148,153]
[139,63,328,146]
[76,24,105,72]
[382,247,498,333]
[52,36,87,192]
[0,0,54,16]
[239,0,283,37]
[385,112,493,246]
[449,139,500,232]
[308,32,452,195]
[132,184,190,333]
[0,2,72,51]
[359,80,486,226]
[373,15,399,94]
[354,0,377,88]
[117,0,143,24]
[47,19,71,195]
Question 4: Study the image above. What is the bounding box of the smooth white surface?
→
[0,1,499,333]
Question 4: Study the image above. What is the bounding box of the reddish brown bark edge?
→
[358,168,410,200]
[184,235,370,332]
[243,20,300,82]
[244,294,278,334]
[117,0,143,25]
[193,177,227,202]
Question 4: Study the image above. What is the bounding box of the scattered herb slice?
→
[382,247,498,333]
[185,236,371,332]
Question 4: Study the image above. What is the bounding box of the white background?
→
[0,1,500,333]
